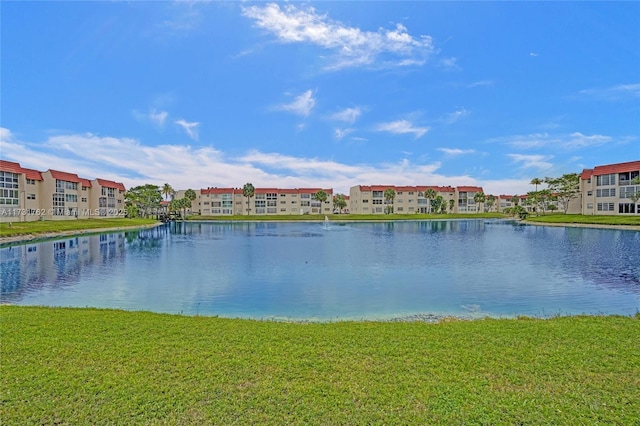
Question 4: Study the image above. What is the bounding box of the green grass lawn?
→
[1,306,638,425]
[0,218,159,238]
[189,213,507,221]
[526,213,640,227]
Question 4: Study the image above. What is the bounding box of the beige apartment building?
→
[580,160,640,215]
[182,187,335,216]
[349,185,485,214]
[0,160,126,222]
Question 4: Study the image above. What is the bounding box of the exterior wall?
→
[349,185,458,214]
[581,161,640,215]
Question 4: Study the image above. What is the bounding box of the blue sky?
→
[1,1,638,195]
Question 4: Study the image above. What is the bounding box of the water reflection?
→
[1,220,638,319]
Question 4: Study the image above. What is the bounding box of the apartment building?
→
[186,187,335,216]
[0,160,126,222]
[349,185,480,214]
[581,160,640,215]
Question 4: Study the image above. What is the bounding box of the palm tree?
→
[473,192,485,213]
[486,194,495,212]
[242,183,255,215]
[510,195,519,206]
[161,183,174,202]
[383,188,396,214]
[333,194,347,213]
[313,190,328,215]
[448,199,455,213]
[530,177,542,192]
[425,188,437,214]
[183,189,197,217]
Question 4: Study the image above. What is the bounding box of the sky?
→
[1,1,639,196]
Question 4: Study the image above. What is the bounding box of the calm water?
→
[1,220,639,320]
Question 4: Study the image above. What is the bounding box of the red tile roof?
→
[95,178,126,191]
[356,185,455,193]
[49,169,82,183]
[457,186,484,192]
[22,167,43,181]
[0,160,24,174]
[0,161,44,180]
[79,178,92,187]
[581,160,640,179]
[201,187,238,195]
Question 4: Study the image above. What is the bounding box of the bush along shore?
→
[1,306,639,425]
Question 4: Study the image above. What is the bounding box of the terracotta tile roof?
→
[0,160,24,174]
[49,169,82,183]
[95,178,126,191]
[582,160,640,179]
[23,168,43,181]
[457,186,484,192]
[201,187,237,195]
[79,178,92,187]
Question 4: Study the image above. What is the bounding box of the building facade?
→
[185,187,335,216]
[580,160,640,215]
[349,185,482,214]
[0,160,126,222]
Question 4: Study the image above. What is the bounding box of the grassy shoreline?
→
[0,218,160,241]
[1,306,638,424]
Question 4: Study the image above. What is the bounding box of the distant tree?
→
[545,173,580,214]
[473,192,486,213]
[448,199,455,213]
[486,194,496,212]
[383,188,396,214]
[431,195,444,214]
[528,189,552,216]
[333,194,347,213]
[125,184,162,218]
[425,188,437,214]
[314,190,328,215]
[510,195,519,206]
[242,183,255,215]
[530,177,543,192]
[629,177,640,209]
[161,183,174,202]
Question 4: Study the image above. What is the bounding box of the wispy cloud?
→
[175,119,200,140]
[277,90,316,117]
[242,3,434,70]
[437,147,475,156]
[329,107,361,124]
[133,109,169,127]
[578,83,640,100]
[375,120,429,138]
[438,57,460,71]
[493,132,615,150]
[334,128,353,141]
[2,127,522,195]
[467,80,494,89]
[507,154,553,171]
[442,108,469,124]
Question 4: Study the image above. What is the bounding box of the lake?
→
[1,220,639,321]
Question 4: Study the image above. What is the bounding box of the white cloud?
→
[578,83,640,100]
[334,128,353,140]
[375,120,429,138]
[507,154,554,171]
[494,132,614,150]
[438,57,460,71]
[329,107,361,124]
[175,119,200,140]
[467,80,494,89]
[437,148,475,156]
[242,3,434,70]
[133,109,169,127]
[442,108,469,124]
[277,90,316,117]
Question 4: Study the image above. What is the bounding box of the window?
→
[65,181,78,190]
[620,186,640,199]
[408,191,414,195]
[53,193,65,215]
[587,203,593,209]
[587,191,593,196]
[300,193,310,199]
[65,194,78,203]
[362,199,369,203]
[81,197,87,203]
[597,203,615,211]
[26,193,36,200]
[0,172,19,205]
[596,173,616,186]
[373,199,383,204]
[619,203,636,214]
[27,179,36,185]
[372,191,383,198]
[596,188,616,197]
